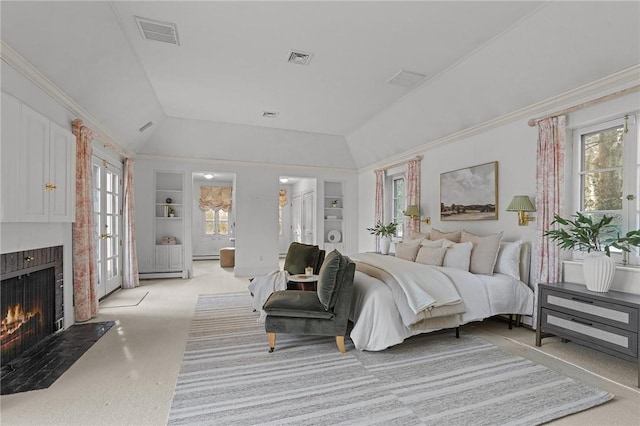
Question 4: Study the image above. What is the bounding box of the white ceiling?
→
[1,1,639,169]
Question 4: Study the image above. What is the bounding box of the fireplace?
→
[1,246,64,367]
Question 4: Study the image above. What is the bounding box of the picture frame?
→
[440,161,498,221]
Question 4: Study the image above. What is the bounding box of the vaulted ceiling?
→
[2,1,639,169]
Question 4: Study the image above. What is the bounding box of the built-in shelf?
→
[154,171,184,274]
[324,181,344,251]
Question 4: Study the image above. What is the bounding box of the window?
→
[573,115,639,264]
[392,176,405,238]
[204,209,229,236]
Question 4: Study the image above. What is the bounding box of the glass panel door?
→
[93,156,123,298]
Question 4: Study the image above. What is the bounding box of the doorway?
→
[92,155,123,298]
[280,177,317,253]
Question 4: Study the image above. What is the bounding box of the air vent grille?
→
[287,50,313,66]
[262,111,280,119]
[387,70,426,87]
[135,16,179,45]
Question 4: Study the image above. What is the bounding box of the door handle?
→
[100,234,112,240]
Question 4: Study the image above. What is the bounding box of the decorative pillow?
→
[316,249,342,310]
[421,238,446,248]
[395,243,420,262]
[494,240,522,280]
[401,237,424,246]
[430,228,461,243]
[461,230,503,275]
[441,241,473,271]
[283,242,320,275]
[409,231,430,240]
[415,246,447,266]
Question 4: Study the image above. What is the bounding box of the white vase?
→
[583,251,615,292]
[379,236,391,255]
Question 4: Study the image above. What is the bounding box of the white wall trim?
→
[1,40,133,158]
[359,64,640,174]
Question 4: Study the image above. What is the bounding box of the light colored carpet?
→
[99,288,149,308]
[168,294,613,425]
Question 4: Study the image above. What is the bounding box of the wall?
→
[356,76,639,292]
[134,156,358,278]
[1,62,79,327]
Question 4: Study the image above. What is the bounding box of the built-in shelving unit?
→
[154,171,184,276]
[324,181,344,251]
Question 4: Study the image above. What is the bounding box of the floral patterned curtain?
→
[279,189,287,207]
[199,186,232,211]
[122,158,139,289]
[374,169,384,247]
[406,157,421,234]
[71,119,99,322]
[534,116,566,325]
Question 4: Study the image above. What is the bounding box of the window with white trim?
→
[204,208,229,236]
[572,115,639,265]
[392,176,405,238]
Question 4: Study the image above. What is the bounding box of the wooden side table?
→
[287,274,319,291]
[536,282,640,387]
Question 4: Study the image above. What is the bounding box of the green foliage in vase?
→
[367,221,398,238]
[545,212,640,256]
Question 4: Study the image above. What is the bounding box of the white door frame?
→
[92,155,123,298]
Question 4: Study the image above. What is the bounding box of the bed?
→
[348,237,534,351]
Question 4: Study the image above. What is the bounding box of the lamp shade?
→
[404,205,420,217]
[506,195,535,212]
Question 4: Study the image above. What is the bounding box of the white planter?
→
[379,236,391,255]
[583,251,616,292]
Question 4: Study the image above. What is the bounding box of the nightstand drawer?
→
[541,289,638,332]
[541,309,638,358]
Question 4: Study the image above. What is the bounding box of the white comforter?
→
[348,255,534,351]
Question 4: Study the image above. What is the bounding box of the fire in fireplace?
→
[1,247,63,367]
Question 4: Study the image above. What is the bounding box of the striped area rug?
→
[168,294,613,425]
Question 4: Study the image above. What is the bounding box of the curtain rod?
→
[528,85,640,127]
[374,155,422,173]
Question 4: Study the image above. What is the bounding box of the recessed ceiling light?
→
[287,50,313,66]
[263,111,279,119]
[203,173,214,179]
[279,177,289,183]
[387,70,426,87]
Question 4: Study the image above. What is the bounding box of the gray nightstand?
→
[536,282,640,387]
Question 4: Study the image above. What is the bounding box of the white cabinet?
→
[153,171,185,276]
[1,93,75,222]
[154,244,183,271]
[324,181,345,251]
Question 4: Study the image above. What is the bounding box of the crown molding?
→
[1,40,132,158]
[361,64,640,173]
[134,153,358,174]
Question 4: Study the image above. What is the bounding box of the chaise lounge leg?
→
[336,336,346,354]
[268,332,276,353]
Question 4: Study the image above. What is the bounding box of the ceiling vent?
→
[262,111,280,119]
[287,50,313,66]
[135,16,180,45]
[387,70,426,87]
[139,121,153,132]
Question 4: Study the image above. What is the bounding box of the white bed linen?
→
[349,260,534,351]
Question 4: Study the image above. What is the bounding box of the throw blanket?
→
[350,253,463,326]
[248,270,289,323]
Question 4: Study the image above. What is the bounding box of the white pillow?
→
[494,240,521,280]
[441,241,473,271]
[401,237,424,246]
[415,246,447,266]
[395,242,420,262]
[421,238,445,248]
[461,230,503,275]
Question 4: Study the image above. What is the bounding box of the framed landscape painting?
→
[440,161,498,221]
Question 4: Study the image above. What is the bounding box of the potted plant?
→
[545,212,640,292]
[367,221,398,255]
